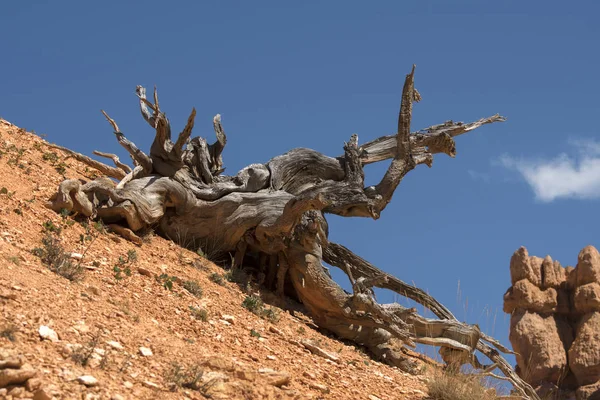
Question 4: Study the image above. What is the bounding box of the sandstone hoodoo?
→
[504,245,600,399]
[46,66,538,398]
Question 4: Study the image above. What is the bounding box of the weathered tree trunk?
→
[47,67,538,399]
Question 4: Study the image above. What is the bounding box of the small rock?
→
[137,267,153,277]
[87,286,101,296]
[94,348,106,356]
[269,326,283,336]
[107,341,124,350]
[123,381,134,389]
[70,253,83,260]
[8,386,26,397]
[33,389,52,400]
[204,356,235,372]
[309,383,330,394]
[303,371,316,379]
[139,347,153,357]
[219,320,231,326]
[300,339,339,362]
[77,375,98,387]
[221,315,235,324]
[142,380,160,389]
[0,367,36,387]
[202,371,228,383]
[26,377,42,392]
[259,369,290,387]
[368,395,382,400]
[266,355,276,360]
[111,395,125,400]
[39,326,59,342]
[0,351,24,369]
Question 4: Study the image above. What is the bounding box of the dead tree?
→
[47,67,538,399]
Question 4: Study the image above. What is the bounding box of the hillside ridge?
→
[0,119,429,399]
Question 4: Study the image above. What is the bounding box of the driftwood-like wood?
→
[46,67,538,399]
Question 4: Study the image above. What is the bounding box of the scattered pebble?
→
[139,347,153,357]
[106,341,124,350]
[38,326,59,342]
[77,375,98,387]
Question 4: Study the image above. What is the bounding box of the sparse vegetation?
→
[113,249,137,281]
[6,255,20,265]
[71,332,101,367]
[158,274,177,291]
[242,295,281,323]
[165,362,204,391]
[183,280,203,298]
[250,329,261,338]
[93,220,107,234]
[189,306,208,322]
[209,272,225,286]
[0,324,18,341]
[32,234,85,281]
[42,151,59,163]
[42,219,62,234]
[426,371,498,400]
[242,295,264,315]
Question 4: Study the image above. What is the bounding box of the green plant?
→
[0,325,18,342]
[250,329,261,338]
[242,295,264,315]
[165,362,204,391]
[55,162,67,175]
[297,326,306,335]
[264,308,281,323]
[158,274,177,291]
[42,220,61,234]
[241,294,281,323]
[42,152,59,163]
[13,208,22,216]
[209,272,225,286]
[71,331,101,367]
[93,220,107,234]
[189,306,208,322]
[6,256,20,266]
[32,234,85,281]
[113,250,137,281]
[182,280,203,298]
[0,187,7,195]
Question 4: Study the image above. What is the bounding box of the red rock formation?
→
[504,245,600,400]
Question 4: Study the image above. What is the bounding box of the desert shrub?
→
[426,371,497,400]
[32,234,85,281]
[183,280,203,298]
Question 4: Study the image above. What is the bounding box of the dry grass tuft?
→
[426,370,498,400]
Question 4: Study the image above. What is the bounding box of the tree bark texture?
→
[46,67,538,399]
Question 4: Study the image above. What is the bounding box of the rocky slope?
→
[504,245,600,399]
[0,119,430,399]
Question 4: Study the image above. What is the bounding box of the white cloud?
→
[498,139,600,202]
[467,169,491,183]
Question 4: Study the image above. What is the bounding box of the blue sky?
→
[2,1,600,367]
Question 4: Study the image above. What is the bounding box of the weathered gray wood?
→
[46,67,537,399]
[92,151,132,173]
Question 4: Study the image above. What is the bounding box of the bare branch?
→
[44,142,126,180]
[174,107,197,154]
[92,151,132,173]
[360,114,506,165]
[101,110,153,174]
